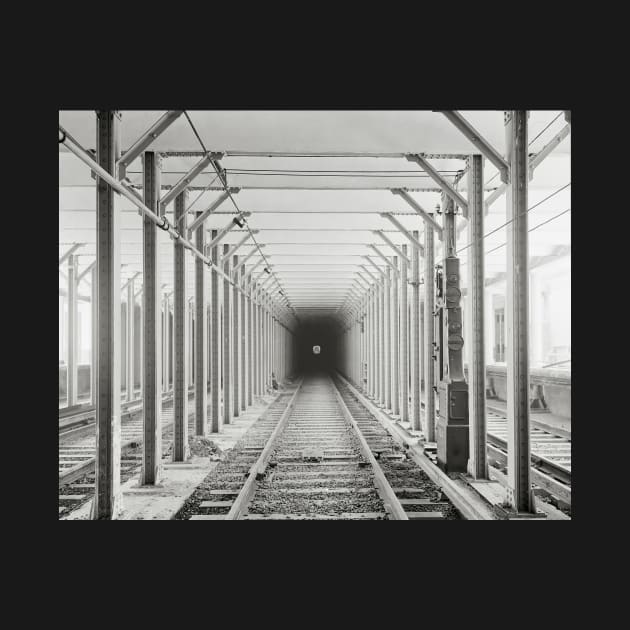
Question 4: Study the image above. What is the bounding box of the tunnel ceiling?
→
[60,111,571,329]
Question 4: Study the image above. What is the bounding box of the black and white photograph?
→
[58,110,571,521]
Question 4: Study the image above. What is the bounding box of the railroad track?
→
[59,391,200,518]
[176,374,461,520]
[484,404,571,507]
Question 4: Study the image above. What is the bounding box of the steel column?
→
[379,279,385,406]
[141,151,162,485]
[233,255,240,417]
[195,211,208,436]
[384,265,392,409]
[252,282,259,398]
[467,155,488,479]
[505,111,535,512]
[172,192,189,461]
[240,266,248,409]
[424,221,435,441]
[222,245,233,424]
[67,254,78,407]
[92,110,121,519]
[91,266,97,405]
[248,279,254,405]
[391,256,400,415]
[126,280,135,401]
[410,233,421,431]
[210,230,222,432]
[400,245,409,422]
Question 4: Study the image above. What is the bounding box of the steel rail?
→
[330,376,408,520]
[225,378,304,520]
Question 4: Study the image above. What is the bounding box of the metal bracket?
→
[403,156,469,216]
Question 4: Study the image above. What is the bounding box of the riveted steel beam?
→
[380,212,426,255]
[117,111,184,180]
[186,189,241,233]
[438,111,509,184]
[374,230,411,265]
[391,189,445,236]
[141,151,162,485]
[404,155,469,216]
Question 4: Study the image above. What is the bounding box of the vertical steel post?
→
[240,266,248,410]
[379,279,386,406]
[400,245,409,422]
[162,294,169,392]
[467,154,488,479]
[232,255,240,417]
[391,257,400,415]
[194,211,208,436]
[505,111,535,512]
[385,264,392,409]
[411,234,421,431]
[67,254,78,407]
[424,220,436,441]
[210,230,222,432]
[126,280,134,401]
[172,192,189,461]
[222,244,233,425]
[92,110,121,519]
[91,265,97,405]
[252,282,259,398]
[257,295,263,395]
[141,151,162,484]
[248,278,254,405]
[370,287,376,398]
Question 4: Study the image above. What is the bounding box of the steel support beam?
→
[92,110,122,519]
[247,277,254,405]
[384,265,392,410]
[141,151,162,485]
[172,192,189,461]
[126,280,135,401]
[405,156,469,216]
[240,264,248,411]
[210,229,222,432]
[379,213,426,255]
[410,233,421,431]
[374,230,411,265]
[188,188,239,234]
[195,209,208,436]
[378,278,385,406]
[439,111,510,184]
[424,218,435,442]
[391,256,400,415]
[505,111,535,513]
[528,124,571,178]
[466,155,488,479]
[400,245,409,423]
[369,245,401,276]
[160,155,213,210]
[223,244,233,424]
[252,281,259,399]
[391,189,445,236]
[67,254,78,407]
[224,231,258,262]
[233,255,240,417]
[60,243,84,267]
[117,111,183,180]
[233,247,263,275]
[91,265,97,406]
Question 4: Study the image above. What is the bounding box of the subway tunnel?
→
[59,110,571,520]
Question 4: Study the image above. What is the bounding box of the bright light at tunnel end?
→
[312,345,321,355]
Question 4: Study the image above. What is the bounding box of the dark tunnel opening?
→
[295,319,341,377]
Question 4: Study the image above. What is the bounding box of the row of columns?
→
[90,111,296,518]
[338,114,535,513]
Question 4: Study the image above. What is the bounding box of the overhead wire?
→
[183,111,295,321]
